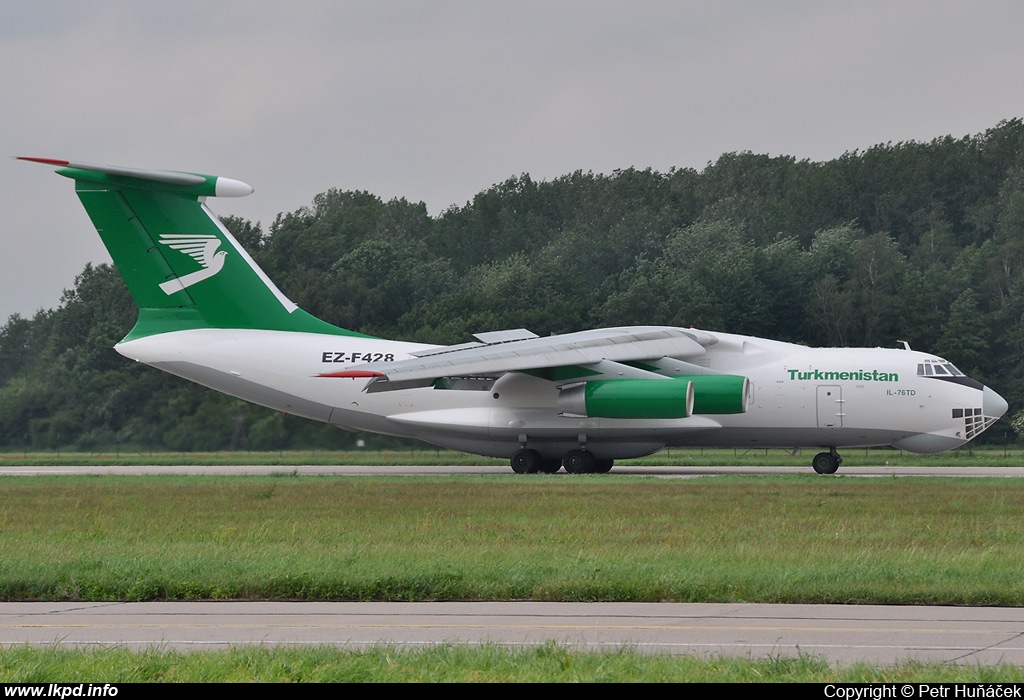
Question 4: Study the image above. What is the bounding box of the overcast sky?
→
[3,0,1024,324]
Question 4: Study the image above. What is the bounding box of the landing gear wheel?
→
[540,458,562,474]
[510,449,542,474]
[592,459,614,473]
[563,449,595,474]
[812,451,840,474]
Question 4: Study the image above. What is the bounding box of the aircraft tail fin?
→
[20,158,362,340]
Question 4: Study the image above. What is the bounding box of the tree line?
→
[2,119,1023,450]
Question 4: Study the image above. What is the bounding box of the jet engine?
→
[682,375,751,414]
[557,379,694,419]
[557,375,749,419]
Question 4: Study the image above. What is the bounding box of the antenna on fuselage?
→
[897,340,912,350]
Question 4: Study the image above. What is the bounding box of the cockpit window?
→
[917,361,966,378]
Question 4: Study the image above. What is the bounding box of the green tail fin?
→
[23,158,363,340]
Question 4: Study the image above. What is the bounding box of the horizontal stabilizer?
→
[18,157,254,198]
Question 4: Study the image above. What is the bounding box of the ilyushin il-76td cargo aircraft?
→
[21,157,1009,474]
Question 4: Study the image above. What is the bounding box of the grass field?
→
[3,464,1023,681]
[2,474,1023,603]
[3,644,1023,682]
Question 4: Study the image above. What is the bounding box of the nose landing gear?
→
[812,448,842,474]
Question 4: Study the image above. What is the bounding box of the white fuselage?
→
[116,327,1004,460]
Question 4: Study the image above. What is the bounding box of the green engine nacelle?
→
[558,379,694,419]
[557,374,750,419]
[679,375,751,414]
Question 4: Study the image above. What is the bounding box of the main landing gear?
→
[811,448,842,474]
[510,449,554,474]
[510,448,613,474]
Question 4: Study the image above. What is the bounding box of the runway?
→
[3,464,1024,477]
[3,601,1024,665]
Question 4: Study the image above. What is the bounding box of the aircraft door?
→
[816,385,843,428]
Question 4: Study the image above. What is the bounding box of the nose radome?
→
[983,385,1009,419]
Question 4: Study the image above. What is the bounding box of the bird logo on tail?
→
[157,234,227,295]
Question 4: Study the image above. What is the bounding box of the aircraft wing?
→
[352,326,714,383]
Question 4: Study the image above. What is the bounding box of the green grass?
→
[2,644,1023,682]
[4,472,1024,681]
[2,475,1024,604]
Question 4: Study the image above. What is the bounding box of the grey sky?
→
[3,0,1023,324]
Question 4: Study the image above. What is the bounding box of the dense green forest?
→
[3,119,1024,451]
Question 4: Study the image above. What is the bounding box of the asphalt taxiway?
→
[3,601,1024,665]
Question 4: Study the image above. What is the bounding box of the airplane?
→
[20,157,1009,474]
